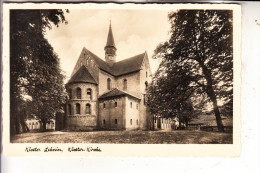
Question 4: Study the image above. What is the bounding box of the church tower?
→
[104,21,117,66]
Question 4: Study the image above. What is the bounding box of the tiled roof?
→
[68,65,97,84]
[112,53,145,76]
[84,48,114,75]
[99,88,140,100]
[84,48,145,76]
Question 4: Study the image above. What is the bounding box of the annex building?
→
[63,23,152,130]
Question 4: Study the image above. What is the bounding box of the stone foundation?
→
[65,115,97,131]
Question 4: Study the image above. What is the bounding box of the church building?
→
[64,22,152,131]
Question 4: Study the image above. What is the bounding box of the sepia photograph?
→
[3,2,260,173]
[9,7,235,144]
[1,3,241,157]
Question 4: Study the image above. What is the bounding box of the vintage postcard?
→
[2,3,241,157]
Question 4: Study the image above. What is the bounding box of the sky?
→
[45,9,172,82]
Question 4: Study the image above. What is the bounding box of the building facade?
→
[26,118,55,131]
[64,23,152,131]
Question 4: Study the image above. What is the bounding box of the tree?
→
[147,70,201,129]
[10,10,68,134]
[152,10,233,132]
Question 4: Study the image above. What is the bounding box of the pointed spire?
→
[105,21,117,66]
[105,20,116,48]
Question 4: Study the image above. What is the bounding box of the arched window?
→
[123,79,127,90]
[85,104,91,114]
[136,119,138,125]
[76,88,81,99]
[130,102,132,108]
[87,88,92,100]
[144,94,146,105]
[145,81,148,90]
[69,88,72,99]
[146,71,148,78]
[68,104,72,115]
[76,103,81,114]
[115,102,117,108]
[103,120,106,124]
[130,119,132,125]
[103,103,106,109]
[107,78,111,90]
[115,119,118,124]
[136,104,139,110]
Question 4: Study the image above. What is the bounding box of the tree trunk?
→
[178,115,181,130]
[10,98,29,135]
[42,121,47,132]
[200,62,224,132]
[185,121,188,128]
[211,96,224,132]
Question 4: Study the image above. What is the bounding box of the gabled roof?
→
[84,48,146,77]
[68,65,97,84]
[99,88,140,100]
[112,53,146,76]
[84,48,114,75]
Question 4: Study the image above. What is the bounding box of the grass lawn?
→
[11,130,232,144]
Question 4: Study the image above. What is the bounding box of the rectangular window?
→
[144,94,146,105]
[136,119,138,125]
[130,119,132,125]
[103,120,106,124]
[115,119,117,124]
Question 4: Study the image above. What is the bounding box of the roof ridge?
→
[115,52,146,63]
[80,48,146,77]
[99,88,118,96]
[84,48,106,64]
[116,88,140,99]
[67,65,97,84]
[99,88,140,100]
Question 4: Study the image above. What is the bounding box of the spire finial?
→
[105,19,117,66]
[105,19,116,48]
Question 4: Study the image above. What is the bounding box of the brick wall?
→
[98,70,116,96]
[139,53,152,129]
[65,115,97,130]
[99,97,126,130]
[71,48,99,82]
[125,97,140,129]
[116,72,140,97]
[66,82,98,130]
